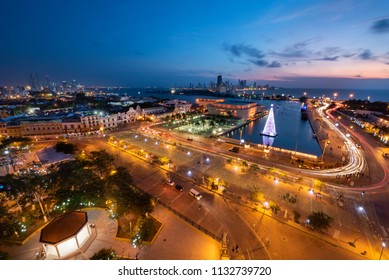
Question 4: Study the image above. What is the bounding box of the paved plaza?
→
[0,206,221,260]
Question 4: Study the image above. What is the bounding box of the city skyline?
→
[1,0,389,89]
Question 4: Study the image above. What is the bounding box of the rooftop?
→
[219,100,257,105]
[39,211,88,244]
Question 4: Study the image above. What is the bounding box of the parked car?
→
[175,184,184,191]
[229,146,240,153]
[166,179,175,186]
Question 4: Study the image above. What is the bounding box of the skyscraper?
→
[217,75,222,86]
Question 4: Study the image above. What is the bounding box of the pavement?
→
[0,207,220,260]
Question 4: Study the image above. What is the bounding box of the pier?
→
[216,111,268,137]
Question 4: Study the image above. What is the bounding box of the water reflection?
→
[228,101,322,156]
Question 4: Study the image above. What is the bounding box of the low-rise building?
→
[62,118,86,134]
[205,99,264,119]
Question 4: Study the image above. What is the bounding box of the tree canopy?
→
[54,142,77,154]
[308,211,333,232]
[90,248,116,260]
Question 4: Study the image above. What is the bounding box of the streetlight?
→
[379,242,386,260]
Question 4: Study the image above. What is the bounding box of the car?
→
[383,153,389,158]
[175,184,184,191]
[229,146,240,153]
[166,179,175,186]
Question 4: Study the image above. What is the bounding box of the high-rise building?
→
[217,75,223,86]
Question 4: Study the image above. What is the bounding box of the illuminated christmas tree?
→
[261,104,278,137]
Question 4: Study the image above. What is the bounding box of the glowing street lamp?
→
[379,242,386,260]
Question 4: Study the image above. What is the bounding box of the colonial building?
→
[62,118,86,134]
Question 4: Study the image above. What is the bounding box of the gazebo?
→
[39,211,92,259]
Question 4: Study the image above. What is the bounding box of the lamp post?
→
[379,242,386,260]
[321,140,329,161]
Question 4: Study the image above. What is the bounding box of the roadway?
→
[93,131,373,259]
[74,137,270,260]
[69,101,389,259]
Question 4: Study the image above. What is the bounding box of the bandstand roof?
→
[39,211,88,244]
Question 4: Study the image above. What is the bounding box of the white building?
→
[117,107,138,124]
[141,106,166,115]
[80,114,100,131]
[99,114,118,130]
[80,113,118,132]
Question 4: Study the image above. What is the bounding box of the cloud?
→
[270,39,320,59]
[343,53,356,58]
[314,56,339,61]
[358,49,374,60]
[275,42,308,58]
[267,61,281,68]
[370,18,389,33]
[222,43,265,59]
[271,7,316,23]
[353,75,363,78]
[248,59,268,67]
[223,43,271,68]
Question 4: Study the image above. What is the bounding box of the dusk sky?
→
[1,0,389,88]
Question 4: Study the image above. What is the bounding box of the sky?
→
[1,0,389,89]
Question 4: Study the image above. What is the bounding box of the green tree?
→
[270,204,280,214]
[6,174,49,221]
[50,160,103,208]
[87,150,115,178]
[249,164,260,174]
[0,250,11,260]
[308,211,333,232]
[0,204,19,238]
[200,118,206,130]
[292,210,300,223]
[90,248,116,260]
[250,191,265,202]
[138,216,162,243]
[106,167,153,217]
